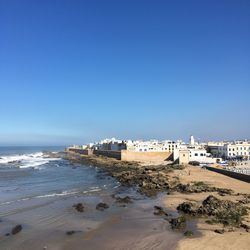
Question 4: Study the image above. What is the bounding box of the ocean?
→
[0,146,119,209]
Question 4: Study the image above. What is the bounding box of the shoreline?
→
[62,151,250,250]
[0,152,181,250]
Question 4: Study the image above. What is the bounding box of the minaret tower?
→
[190,135,195,146]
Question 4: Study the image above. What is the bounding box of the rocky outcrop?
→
[177,195,248,228]
[173,182,233,196]
[63,152,184,197]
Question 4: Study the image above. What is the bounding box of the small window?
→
[194,153,198,156]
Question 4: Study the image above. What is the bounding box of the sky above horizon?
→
[0,0,249,146]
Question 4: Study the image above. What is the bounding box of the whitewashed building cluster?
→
[177,135,219,164]
[88,136,219,164]
[69,136,250,166]
[90,138,184,153]
[208,141,250,160]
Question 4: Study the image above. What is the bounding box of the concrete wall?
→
[121,150,172,162]
[206,166,250,183]
[93,150,122,160]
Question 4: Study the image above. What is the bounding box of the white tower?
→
[190,135,195,146]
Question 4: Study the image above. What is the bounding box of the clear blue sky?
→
[0,0,249,146]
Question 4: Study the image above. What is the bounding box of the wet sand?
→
[0,190,181,250]
[60,195,181,250]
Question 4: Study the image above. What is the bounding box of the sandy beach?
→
[165,166,250,250]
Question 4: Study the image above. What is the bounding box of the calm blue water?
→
[0,146,118,214]
[0,146,65,156]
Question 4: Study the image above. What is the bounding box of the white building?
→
[208,140,250,160]
[93,138,126,151]
[178,135,219,164]
[92,138,184,154]
[126,139,183,153]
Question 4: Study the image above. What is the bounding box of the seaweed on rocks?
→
[169,216,186,230]
[177,202,197,216]
[177,195,248,228]
[173,182,233,196]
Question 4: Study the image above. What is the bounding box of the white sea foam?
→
[0,152,61,169]
[36,190,79,198]
[0,188,102,206]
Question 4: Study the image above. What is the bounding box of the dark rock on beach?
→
[73,203,84,212]
[96,202,109,211]
[241,223,250,232]
[214,229,225,234]
[66,230,82,235]
[66,230,76,235]
[173,182,233,196]
[113,195,132,204]
[154,205,168,216]
[177,195,248,228]
[12,225,22,235]
[177,202,197,215]
[169,216,186,230]
[184,230,193,236]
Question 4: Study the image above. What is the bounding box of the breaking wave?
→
[0,152,61,169]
